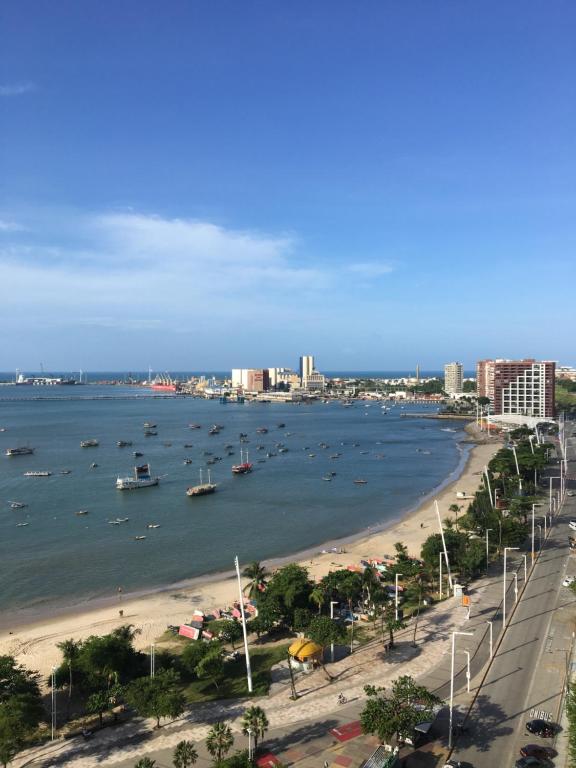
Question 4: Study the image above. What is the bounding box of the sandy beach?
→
[0,423,502,678]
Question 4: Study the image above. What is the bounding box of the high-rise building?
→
[476,359,555,418]
[231,368,270,392]
[299,355,314,382]
[444,362,463,394]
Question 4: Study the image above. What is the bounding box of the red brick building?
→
[476,359,555,418]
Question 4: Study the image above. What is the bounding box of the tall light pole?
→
[486,620,493,659]
[512,446,523,492]
[435,500,453,591]
[234,556,253,693]
[537,524,542,551]
[439,552,443,598]
[531,504,542,563]
[513,572,518,603]
[503,547,519,627]
[464,650,471,693]
[330,600,339,663]
[247,727,253,761]
[484,467,494,507]
[395,573,403,622]
[51,666,57,741]
[449,631,474,749]
[542,516,547,541]
[485,529,492,573]
[523,554,527,582]
[150,643,155,678]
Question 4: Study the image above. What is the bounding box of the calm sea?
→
[0,385,467,616]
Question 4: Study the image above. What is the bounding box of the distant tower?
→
[416,364,420,384]
[299,355,314,382]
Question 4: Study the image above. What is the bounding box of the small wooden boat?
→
[354,479,368,485]
[76,509,89,516]
[147,524,160,529]
[134,535,147,541]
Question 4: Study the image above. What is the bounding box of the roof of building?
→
[288,638,323,660]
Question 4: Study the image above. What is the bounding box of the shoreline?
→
[0,423,502,676]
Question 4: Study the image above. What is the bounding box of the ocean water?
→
[0,386,467,615]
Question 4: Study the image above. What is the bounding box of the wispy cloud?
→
[0,219,25,232]
[0,82,36,97]
[347,261,395,277]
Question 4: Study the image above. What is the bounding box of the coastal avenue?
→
[451,426,576,767]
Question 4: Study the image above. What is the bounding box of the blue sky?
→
[1,1,575,371]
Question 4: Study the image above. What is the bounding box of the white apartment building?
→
[444,362,463,394]
[299,355,314,382]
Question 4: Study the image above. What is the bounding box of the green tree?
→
[405,570,433,647]
[173,739,198,768]
[56,638,81,719]
[126,670,185,729]
[195,651,225,690]
[308,584,325,615]
[0,710,25,768]
[134,759,157,768]
[293,607,313,631]
[381,602,407,649]
[209,620,243,650]
[0,656,44,729]
[241,705,269,751]
[86,689,110,727]
[206,721,234,763]
[181,641,213,678]
[361,676,441,744]
[307,616,346,656]
[265,564,312,629]
[242,562,268,600]
[566,681,576,765]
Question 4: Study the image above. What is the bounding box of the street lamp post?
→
[51,666,56,741]
[247,727,253,761]
[464,650,471,693]
[395,573,403,622]
[448,631,474,749]
[485,528,492,573]
[486,620,493,659]
[150,643,155,678]
[537,524,542,551]
[542,516,547,541]
[330,601,339,663]
[513,572,518,603]
[503,547,519,627]
[523,554,527,582]
[439,552,443,598]
[511,446,523,492]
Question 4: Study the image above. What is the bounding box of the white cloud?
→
[0,82,36,97]
[347,262,395,277]
[0,219,25,232]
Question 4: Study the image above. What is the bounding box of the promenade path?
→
[15,564,513,768]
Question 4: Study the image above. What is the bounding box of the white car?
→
[568,491,575,497]
[569,521,576,531]
[562,576,576,587]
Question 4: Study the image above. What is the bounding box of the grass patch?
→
[182,642,291,702]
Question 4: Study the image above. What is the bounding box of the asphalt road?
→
[452,427,576,768]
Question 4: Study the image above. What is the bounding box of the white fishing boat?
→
[80,439,99,448]
[24,471,51,477]
[5,446,34,457]
[9,501,27,509]
[116,463,159,490]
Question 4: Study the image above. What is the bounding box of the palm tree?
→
[56,638,81,719]
[309,584,325,615]
[242,561,268,600]
[173,740,198,768]
[448,504,462,531]
[134,759,156,768]
[241,705,269,752]
[407,570,432,647]
[206,721,234,764]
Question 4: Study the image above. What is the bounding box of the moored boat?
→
[24,471,51,477]
[117,440,133,447]
[232,449,252,475]
[116,463,159,490]
[187,469,217,497]
[9,501,27,509]
[80,439,99,448]
[5,446,34,457]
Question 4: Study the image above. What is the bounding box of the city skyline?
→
[1,2,575,369]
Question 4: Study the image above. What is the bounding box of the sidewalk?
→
[15,561,519,768]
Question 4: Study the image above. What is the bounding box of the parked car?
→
[525,719,556,738]
[567,491,575,497]
[515,758,548,768]
[569,521,576,531]
[520,745,556,760]
[562,575,576,587]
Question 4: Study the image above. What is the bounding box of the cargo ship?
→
[149,374,179,392]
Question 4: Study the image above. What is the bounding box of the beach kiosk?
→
[288,638,323,672]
